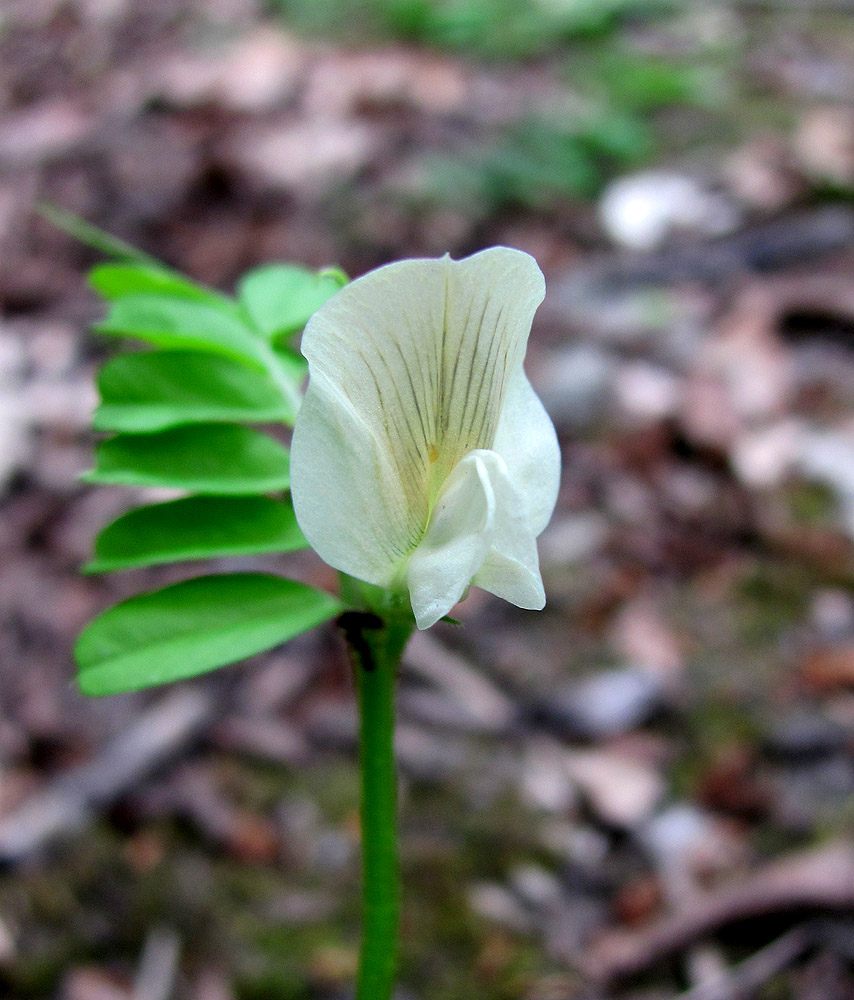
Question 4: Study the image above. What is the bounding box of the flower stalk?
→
[339,598,413,1000]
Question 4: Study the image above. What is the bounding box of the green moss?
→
[735,562,811,648]
[668,698,761,799]
[235,967,312,1000]
[786,481,838,526]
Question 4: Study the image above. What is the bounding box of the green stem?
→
[343,612,412,1000]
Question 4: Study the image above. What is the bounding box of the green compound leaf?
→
[96,295,272,370]
[75,573,342,695]
[86,495,308,573]
[94,351,297,433]
[90,263,237,313]
[239,264,346,341]
[83,425,290,495]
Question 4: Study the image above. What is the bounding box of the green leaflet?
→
[239,263,346,341]
[96,295,272,370]
[75,573,342,695]
[83,424,290,495]
[86,495,308,572]
[89,263,238,313]
[94,351,297,432]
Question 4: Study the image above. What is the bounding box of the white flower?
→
[290,247,561,630]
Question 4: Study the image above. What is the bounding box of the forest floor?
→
[2,2,854,998]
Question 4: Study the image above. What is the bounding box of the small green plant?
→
[565,46,724,115]
[430,110,654,212]
[63,211,561,999]
[270,0,674,61]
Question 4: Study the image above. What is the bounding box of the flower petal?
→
[290,368,413,586]
[407,449,545,629]
[292,247,546,588]
[470,450,545,613]
[406,451,495,629]
[492,366,561,536]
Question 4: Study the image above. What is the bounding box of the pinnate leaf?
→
[75,573,341,695]
[239,264,346,341]
[83,425,290,495]
[86,496,307,572]
[94,351,296,432]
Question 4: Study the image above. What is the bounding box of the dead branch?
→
[677,924,816,1000]
[0,686,216,864]
[584,841,854,984]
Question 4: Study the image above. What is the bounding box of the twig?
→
[584,841,854,983]
[541,208,854,300]
[402,632,516,733]
[210,716,309,766]
[0,687,216,864]
[132,927,181,1000]
[134,763,279,862]
[676,925,816,1000]
[0,912,15,963]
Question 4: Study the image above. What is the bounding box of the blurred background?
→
[3,1,854,998]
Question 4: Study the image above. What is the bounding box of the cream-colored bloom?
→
[291,247,560,629]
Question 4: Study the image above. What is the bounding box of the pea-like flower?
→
[291,247,560,630]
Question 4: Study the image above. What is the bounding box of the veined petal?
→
[407,450,545,629]
[292,247,546,588]
[430,248,546,490]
